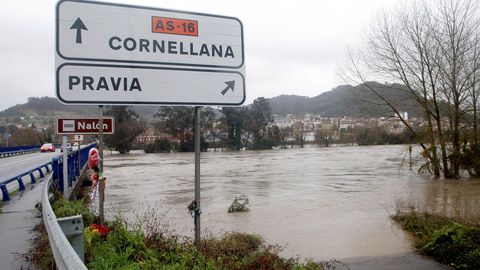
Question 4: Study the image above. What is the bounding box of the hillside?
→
[0,97,159,120]
[268,82,423,117]
[0,82,423,120]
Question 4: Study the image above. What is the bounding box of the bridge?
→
[0,145,94,270]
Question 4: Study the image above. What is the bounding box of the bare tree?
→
[344,0,480,177]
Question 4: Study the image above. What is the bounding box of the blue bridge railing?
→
[52,143,96,194]
[1,162,52,201]
[1,143,96,201]
[0,145,41,158]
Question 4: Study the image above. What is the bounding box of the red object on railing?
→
[88,148,100,169]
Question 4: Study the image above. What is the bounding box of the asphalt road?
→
[0,150,60,182]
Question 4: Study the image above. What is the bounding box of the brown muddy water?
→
[100,145,480,261]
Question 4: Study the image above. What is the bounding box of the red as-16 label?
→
[151,16,198,36]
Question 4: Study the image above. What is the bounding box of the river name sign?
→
[56,116,115,135]
[55,0,245,106]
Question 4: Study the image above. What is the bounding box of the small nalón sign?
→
[56,116,115,135]
[55,0,245,106]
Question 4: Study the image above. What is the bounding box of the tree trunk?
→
[426,112,441,177]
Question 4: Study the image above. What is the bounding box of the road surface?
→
[0,150,59,181]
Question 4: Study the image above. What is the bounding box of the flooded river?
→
[102,145,480,261]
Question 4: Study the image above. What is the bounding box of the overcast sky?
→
[0,0,398,111]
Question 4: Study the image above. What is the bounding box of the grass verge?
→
[30,191,325,270]
[86,219,323,269]
[392,211,480,270]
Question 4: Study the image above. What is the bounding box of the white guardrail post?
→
[42,175,87,270]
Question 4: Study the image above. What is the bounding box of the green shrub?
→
[87,219,160,269]
[393,212,480,270]
[421,223,480,269]
[52,197,95,226]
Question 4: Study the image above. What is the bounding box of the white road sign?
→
[57,63,245,105]
[55,0,245,106]
[74,135,84,142]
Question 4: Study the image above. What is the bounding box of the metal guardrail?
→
[1,162,52,201]
[0,145,41,158]
[41,143,96,269]
[42,175,87,270]
[3,143,96,268]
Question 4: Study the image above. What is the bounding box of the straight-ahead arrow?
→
[221,81,235,95]
[70,17,88,44]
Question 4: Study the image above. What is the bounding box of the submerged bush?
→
[393,212,480,270]
[144,138,171,153]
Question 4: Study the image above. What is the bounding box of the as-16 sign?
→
[56,116,115,135]
[55,0,245,106]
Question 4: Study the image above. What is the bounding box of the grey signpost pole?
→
[62,135,68,198]
[98,105,105,226]
[194,106,201,250]
[77,137,81,174]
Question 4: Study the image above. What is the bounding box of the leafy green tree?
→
[267,125,281,146]
[155,106,193,152]
[104,106,145,154]
[222,107,245,150]
[155,106,213,152]
[247,97,274,150]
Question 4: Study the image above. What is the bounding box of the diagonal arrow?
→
[70,17,88,44]
[221,81,235,95]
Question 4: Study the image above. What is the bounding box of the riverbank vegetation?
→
[393,210,480,270]
[30,190,324,270]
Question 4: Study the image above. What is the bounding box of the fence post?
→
[38,168,45,178]
[1,184,10,201]
[52,157,63,193]
[17,177,25,191]
[68,153,75,187]
[29,172,36,184]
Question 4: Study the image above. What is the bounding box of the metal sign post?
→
[62,135,68,197]
[98,105,105,226]
[194,106,201,249]
[77,139,81,174]
[74,134,83,173]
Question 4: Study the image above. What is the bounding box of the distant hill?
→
[0,97,159,120]
[0,82,423,120]
[267,82,423,117]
